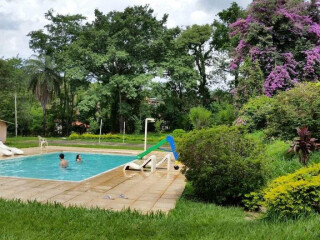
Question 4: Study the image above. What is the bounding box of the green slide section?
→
[137,138,168,159]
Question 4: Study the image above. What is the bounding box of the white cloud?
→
[190,10,210,25]
[0,0,250,59]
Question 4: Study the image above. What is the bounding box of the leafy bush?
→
[262,164,320,219]
[243,192,264,212]
[178,125,267,204]
[189,107,212,130]
[210,103,236,126]
[237,96,276,132]
[266,83,320,140]
[133,116,142,134]
[172,129,186,138]
[88,118,99,134]
[154,120,163,133]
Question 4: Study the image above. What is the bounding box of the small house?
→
[0,120,7,143]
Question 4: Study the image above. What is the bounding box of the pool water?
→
[0,152,136,182]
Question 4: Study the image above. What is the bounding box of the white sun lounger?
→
[146,154,171,171]
[123,155,157,172]
[0,141,24,155]
[0,147,13,156]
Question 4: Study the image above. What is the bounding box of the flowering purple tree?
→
[230,0,320,96]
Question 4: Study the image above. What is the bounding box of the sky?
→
[0,0,251,59]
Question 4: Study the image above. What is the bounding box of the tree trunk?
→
[199,75,210,107]
[42,107,47,136]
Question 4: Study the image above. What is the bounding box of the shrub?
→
[178,125,267,204]
[172,129,186,138]
[189,107,212,130]
[264,164,320,219]
[88,118,99,134]
[266,83,320,140]
[68,132,165,142]
[237,96,276,132]
[133,116,142,134]
[154,120,163,133]
[210,103,236,126]
[68,132,80,140]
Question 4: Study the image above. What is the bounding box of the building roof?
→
[0,119,14,125]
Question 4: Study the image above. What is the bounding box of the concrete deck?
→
[0,146,185,214]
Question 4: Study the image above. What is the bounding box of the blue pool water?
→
[0,152,135,182]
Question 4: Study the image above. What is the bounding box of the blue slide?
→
[165,135,179,160]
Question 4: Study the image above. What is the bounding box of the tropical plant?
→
[288,126,320,166]
[26,55,61,135]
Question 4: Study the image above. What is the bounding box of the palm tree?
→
[26,55,61,135]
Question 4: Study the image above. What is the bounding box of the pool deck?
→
[0,146,185,214]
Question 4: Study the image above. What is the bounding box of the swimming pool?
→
[0,152,136,182]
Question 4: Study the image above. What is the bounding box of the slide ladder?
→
[137,135,179,160]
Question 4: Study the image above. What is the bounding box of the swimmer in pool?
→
[76,154,82,163]
[59,153,69,168]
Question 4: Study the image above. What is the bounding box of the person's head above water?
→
[59,153,64,159]
[76,154,81,161]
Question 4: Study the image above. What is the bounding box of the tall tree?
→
[154,27,198,129]
[178,24,216,106]
[67,5,168,132]
[212,2,246,88]
[28,10,87,135]
[0,58,35,135]
[26,55,61,135]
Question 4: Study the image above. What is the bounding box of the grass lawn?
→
[1,196,320,240]
[4,134,170,150]
[5,137,145,150]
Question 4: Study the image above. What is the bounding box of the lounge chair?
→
[0,141,24,155]
[145,154,171,170]
[123,155,156,172]
[0,147,13,156]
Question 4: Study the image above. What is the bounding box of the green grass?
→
[0,197,320,240]
[5,135,172,150]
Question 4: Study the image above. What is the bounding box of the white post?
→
[144,119,148,151]
[99,119,102,144]
[144,118,155,151]
[14,92,17,137]
[151,157,156,173]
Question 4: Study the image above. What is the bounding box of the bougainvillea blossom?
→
[230,0,320,96]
